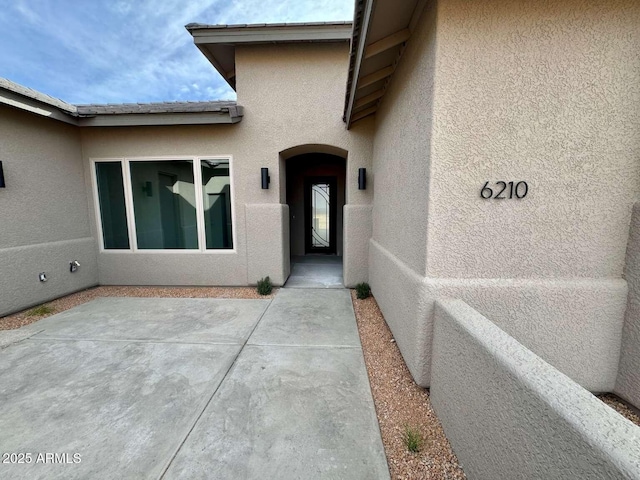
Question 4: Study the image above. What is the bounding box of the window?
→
[92,157,234,252]
[201,159,233,249]
[95,162,130,249]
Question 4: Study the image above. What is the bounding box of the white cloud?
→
[0,0,353,104]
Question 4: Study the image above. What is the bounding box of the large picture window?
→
[92,157,234,252]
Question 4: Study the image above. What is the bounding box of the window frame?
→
[90,155,236,254]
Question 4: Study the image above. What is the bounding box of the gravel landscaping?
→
[5,285,638,479]
[0,285,277,330]
[598,394,640,428]
[351,291,466,480]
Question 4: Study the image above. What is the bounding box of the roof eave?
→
[0,87,78,125]
[186,22,353,44]
[343,0,427,128]
[187,22,353,92]
[77,107,244,127]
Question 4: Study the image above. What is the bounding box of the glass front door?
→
[305,176,337,254]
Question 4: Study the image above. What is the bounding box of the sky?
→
[0,0,353,104]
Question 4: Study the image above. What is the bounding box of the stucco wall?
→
[0,105,98,316]
[616,202,640,408]
[80,43,374,287]
[369,0,640,390]
[246,203,289,285]
[343,205,372,287]
[371,2,437,278]
[431,299,640,480]
[427,0,640,279]
[368,0,438,385]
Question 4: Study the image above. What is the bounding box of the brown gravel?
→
[0,285,277,331]
[351,291,466,480]
[598,394,640,427]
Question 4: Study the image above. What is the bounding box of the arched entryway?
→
[279,145,347,288]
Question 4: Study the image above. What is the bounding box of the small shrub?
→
[355,282,371,300]
[257,276,273,296]
[404,425,423,453]
[27,304,55,317]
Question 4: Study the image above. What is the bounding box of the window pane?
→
[201,159,233,249]
[95,162,129,249]
[130,160,198,250]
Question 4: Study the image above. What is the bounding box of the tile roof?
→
[186,21,352,30]
[0,77,239,118]
[0,77,77,114]
[75,101,238,116]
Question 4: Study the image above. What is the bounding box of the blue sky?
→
[0,0,353,104]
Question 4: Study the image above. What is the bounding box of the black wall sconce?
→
[141,181,152,197]
[358,168,366,190]
[0,161,5,188]
[261,167,270,189]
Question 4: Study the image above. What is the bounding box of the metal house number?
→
[480,181,528,200]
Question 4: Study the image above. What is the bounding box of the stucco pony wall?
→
[431,299,640,480]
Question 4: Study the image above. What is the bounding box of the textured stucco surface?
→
[343,205,372,287]
[371,240,627,391]
[80,43,374,287]
[431,299,640,480]
[426,0,640,278]
[246,203,289,285]
[0,238,98,317]
[616,203,640,408]
[371,0,437,278]
[0,106,98,316]
[368,0,638,391]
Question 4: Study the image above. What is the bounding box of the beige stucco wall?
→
[369,0,438,385]
[427,0,640,279]
[81,42,374,287]
[370,0,640,390]
[431,299,640,480]
[0,105,98,316]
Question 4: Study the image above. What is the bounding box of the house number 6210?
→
[480,181,528,199]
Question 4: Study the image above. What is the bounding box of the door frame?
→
[304,176,338,254]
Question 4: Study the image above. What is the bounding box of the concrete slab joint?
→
[0,291,389,479]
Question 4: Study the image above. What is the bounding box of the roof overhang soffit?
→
[344,0,428,128]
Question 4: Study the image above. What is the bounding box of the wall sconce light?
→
[141,181,152,197]
[358,168,367,190]
[261,167,270,189]
[0,161,5,188]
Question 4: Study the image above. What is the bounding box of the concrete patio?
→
[0,290,389,479]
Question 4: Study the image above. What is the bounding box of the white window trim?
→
[90,155,237,254]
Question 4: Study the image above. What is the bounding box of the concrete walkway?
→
[285,255,344,288]
[0,291,388,479]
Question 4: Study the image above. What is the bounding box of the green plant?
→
[403,425,423,453]
[27,304,55,317]
[257,276,273,296]
[355,282,371,299]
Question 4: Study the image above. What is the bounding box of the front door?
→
[305,176,337,254]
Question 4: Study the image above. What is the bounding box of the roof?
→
[186,21,353,90]
[343,0,427,127]
[0,77,243,127]
[76,101,237,115]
